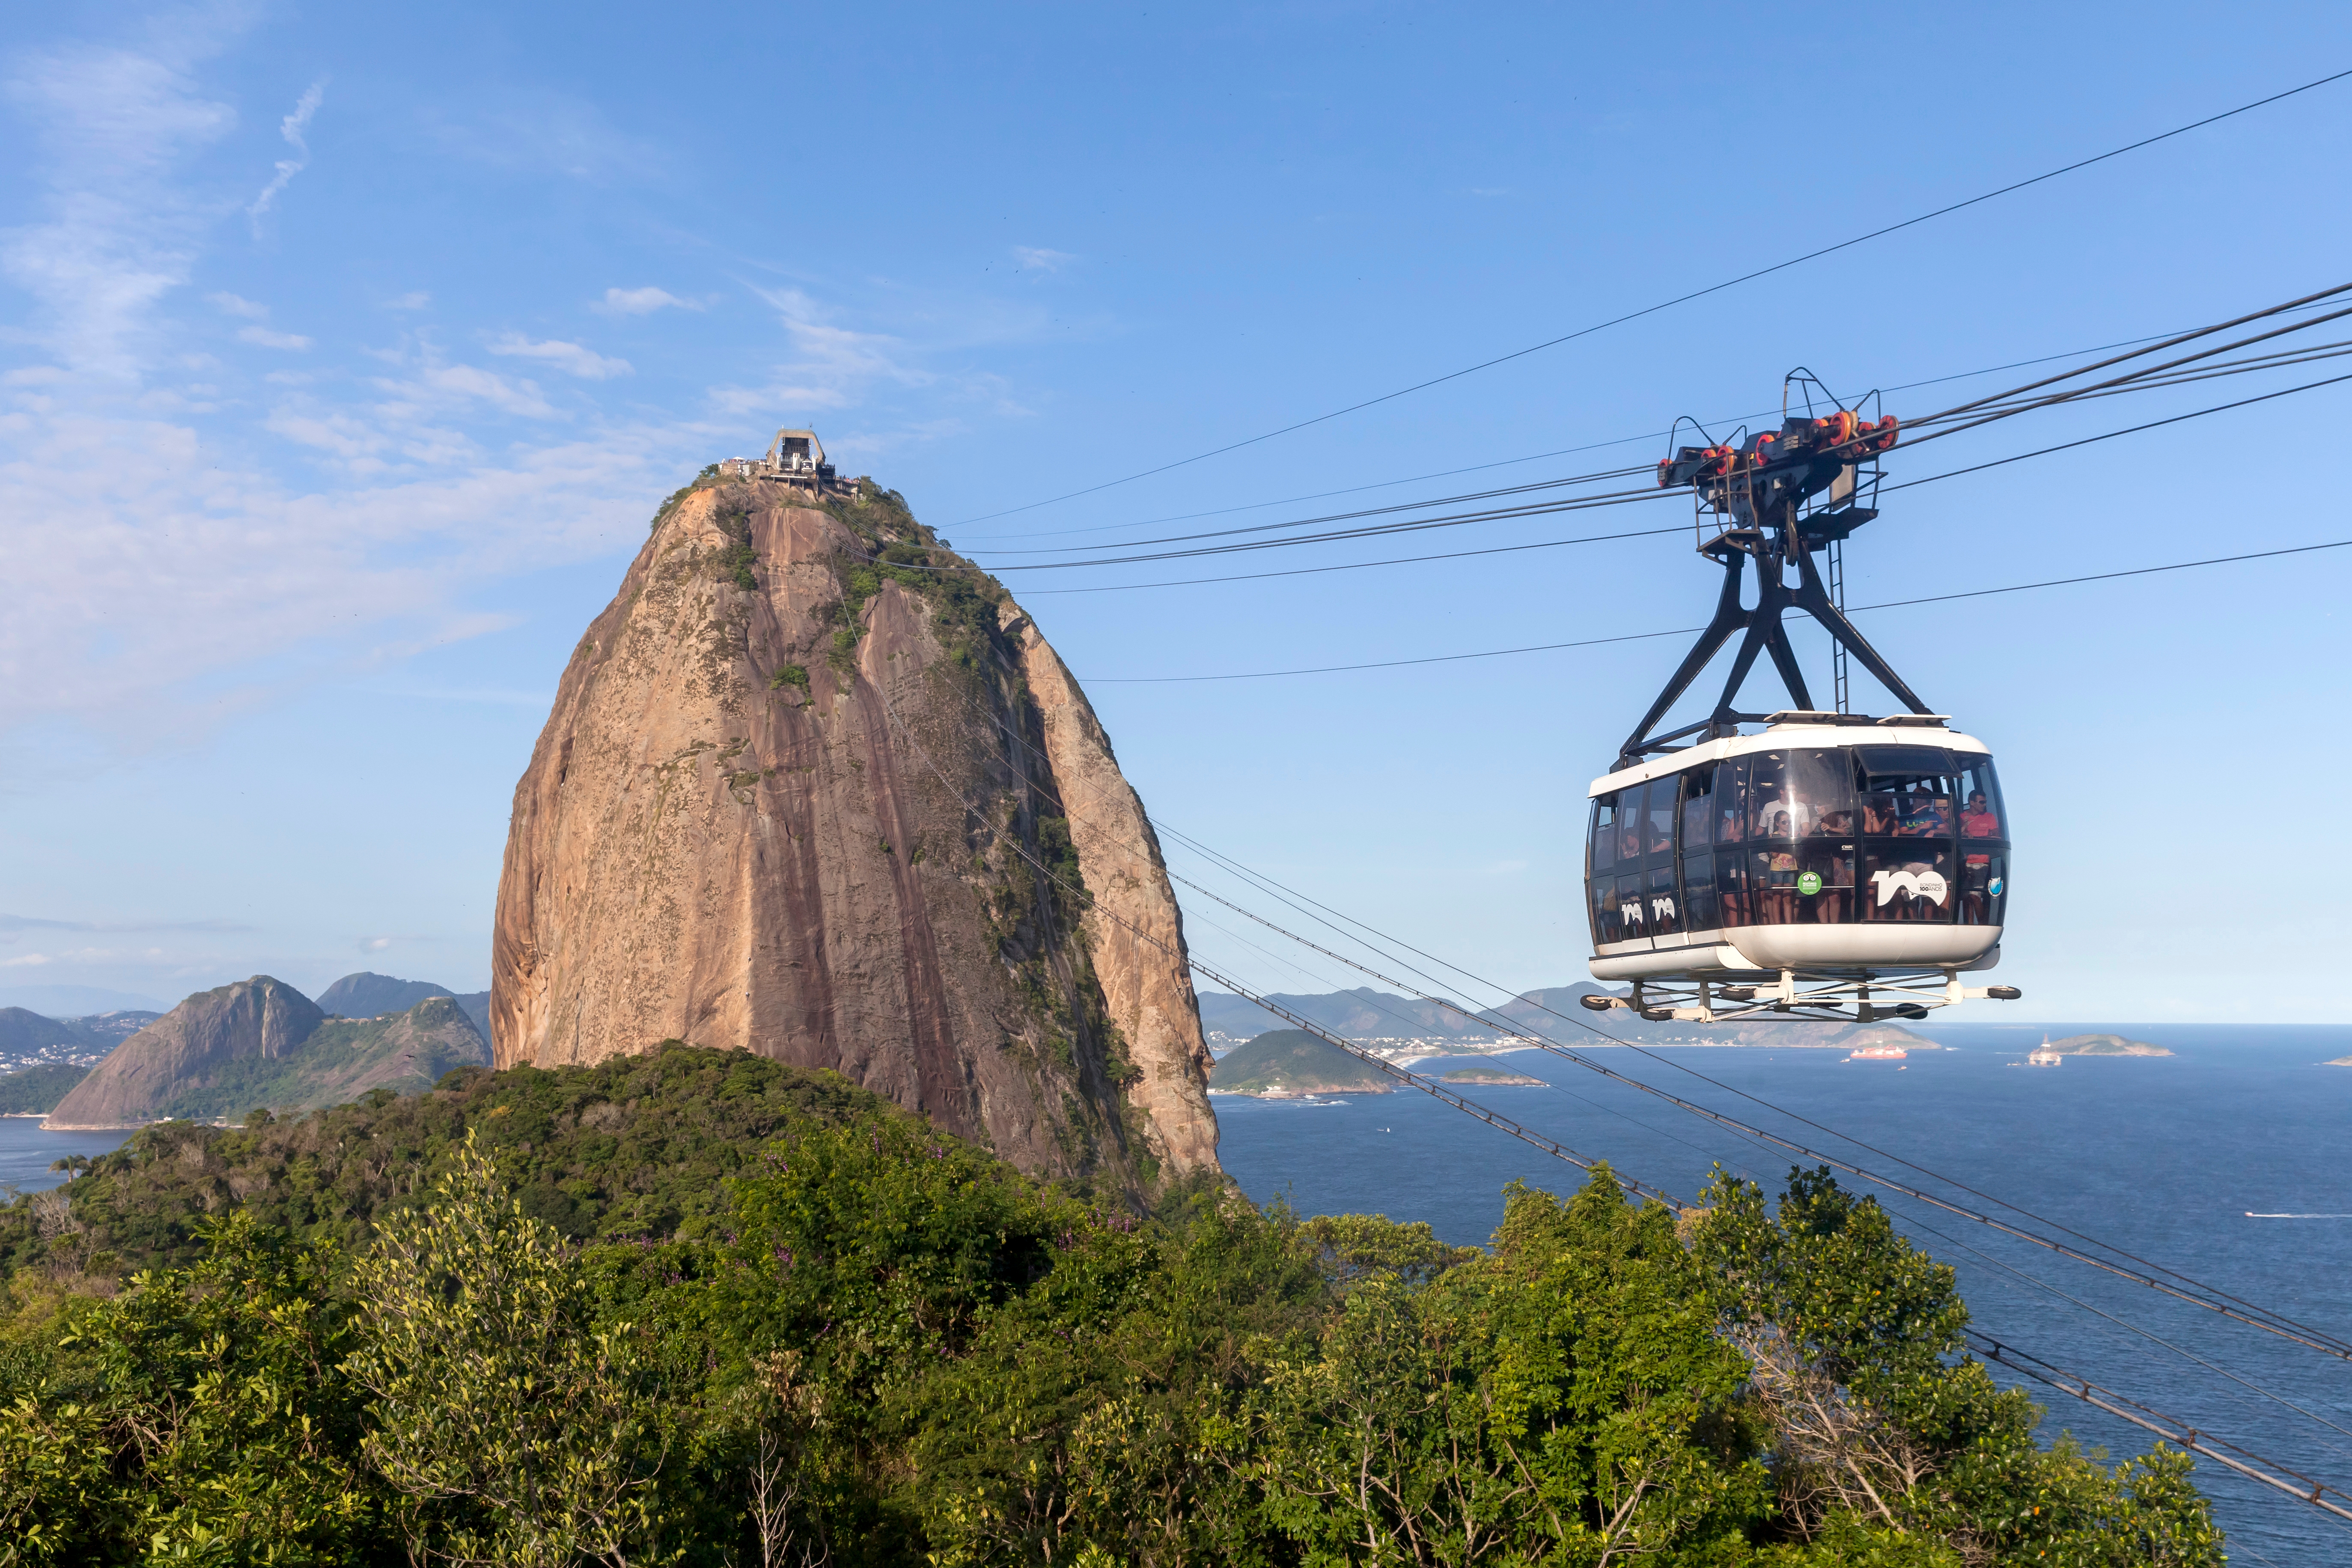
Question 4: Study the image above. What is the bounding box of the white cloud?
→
[207,291,268,319]
[593,285,694,316]
[364,936,393,951]
[0,396,713,739]
[247,80,325,232]
[1012,247,1074,272]
[385,291,430,310]
[238,325,312,350]
[488,332,631,379]
[1,42,236,377]
[0,954,53,968]
[708,284,934,417]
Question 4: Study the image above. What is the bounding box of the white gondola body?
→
[1585,717,2008,983]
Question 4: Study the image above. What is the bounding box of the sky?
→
[0,0,2347,1022]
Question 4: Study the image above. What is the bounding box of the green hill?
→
[0,1064,88,1115]
[1209,1029,1392,1095]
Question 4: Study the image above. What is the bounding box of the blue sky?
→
[1,1,2347,1022]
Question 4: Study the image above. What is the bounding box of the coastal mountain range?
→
[1199,985,1937,1050]
[34,975,491,1129]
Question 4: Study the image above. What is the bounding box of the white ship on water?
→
[2026,1036,2063,1067]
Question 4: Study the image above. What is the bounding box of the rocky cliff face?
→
[46,977,324,1128]
[491,480,1217,1189]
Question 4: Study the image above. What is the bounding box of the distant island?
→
[1209,1029,1392,1097]
[2037,1033,2173,1057]
[1441,1065,1545,1086]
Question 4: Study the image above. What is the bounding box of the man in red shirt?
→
[1961,791,2001,838]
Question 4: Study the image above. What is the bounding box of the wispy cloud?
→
[1012,247,1074,272]
[1,42,236,377]
[593,285,696,316]
[708,284,932,417]
[208,291,268,319]
[238,324,312,350]
[488,332,631,379]
[385,291,430,310]
[247,80,325,234]
[0,913,254,934]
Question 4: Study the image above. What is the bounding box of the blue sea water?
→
[1217,1024,2352,1566]
[0,1119,132,1196]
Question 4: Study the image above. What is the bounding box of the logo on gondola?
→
[1989,877,2004,897]
[1870,868,1950,907]
[1796,871,1823,896]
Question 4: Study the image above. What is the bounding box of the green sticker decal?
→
[1796,871,1823,896]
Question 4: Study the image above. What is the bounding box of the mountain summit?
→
[491,474,1216,1187]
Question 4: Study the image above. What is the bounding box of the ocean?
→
[0,1118,133,1197]
[1217,1023,2352,1566]
[5,1027,2345,1560]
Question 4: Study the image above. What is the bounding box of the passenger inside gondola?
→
[1755,787,1809,839]
[1962,791,1999,837]
[1899,795,1951,837]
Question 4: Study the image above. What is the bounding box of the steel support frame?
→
[1585,968,2016,1025]
[1617,501,1934,767]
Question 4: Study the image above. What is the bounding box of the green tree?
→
[346,1132,662,1567]
[1243,1168,1767,1566]
[0,1211,385,1565]
[1692,1166,2224,1566]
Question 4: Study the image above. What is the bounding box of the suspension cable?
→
[1969,1334,2352,1529]
[932,684,2352,1366]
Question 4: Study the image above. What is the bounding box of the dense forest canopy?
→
[0,1044,2220,1565]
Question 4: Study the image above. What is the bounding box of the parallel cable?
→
[871,639,2352,1521]
[957,297,2352,546]
[1969,1334,2352,1529]
[851,302,2352,598]
[970,366,2352,595]
[1879,1200,2352,1462]
[1083,537,2352,681]
[942,283,2352,579]
[1131,814,2352,1372]
[956,67,2352,524]
[936,685,2352,1365]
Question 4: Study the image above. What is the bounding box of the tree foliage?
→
[0,1048,2224,1565]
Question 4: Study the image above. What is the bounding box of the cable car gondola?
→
[1582,381,2022,1024]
